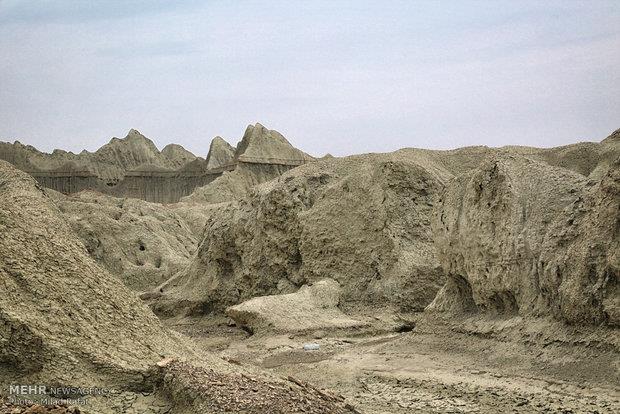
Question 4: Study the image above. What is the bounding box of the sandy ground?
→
[168,313,620,414]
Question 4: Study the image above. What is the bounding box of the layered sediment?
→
[0,124,314,203]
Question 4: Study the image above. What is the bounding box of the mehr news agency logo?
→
[7,384,111,406]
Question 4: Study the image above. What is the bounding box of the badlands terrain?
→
[0,124,618,413]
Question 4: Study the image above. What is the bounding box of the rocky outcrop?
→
[150,130,620,323]
[538,157,619,325]
[0,129,211,203]
[182,123,314,204]
[150,148,493,316]
[226,279,366,334]
[0,129,197,181]
[1,124,313,204]
[429,152,619,326]
[234,123,313,165]
[205,136,235,169]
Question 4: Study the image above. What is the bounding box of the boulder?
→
[226,279,366,334]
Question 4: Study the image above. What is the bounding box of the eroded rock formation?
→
[47,190,218,292]
[0,159,358,413]
[429,151,619,326]
[150,129,619,327]
[150,148,497,316]
[0,160,188,386]
[182,123,315,204]
[0,124,313,203]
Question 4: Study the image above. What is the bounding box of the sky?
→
[0,1,618,157]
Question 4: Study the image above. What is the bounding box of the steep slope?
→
[205,136,235,169]
[183,123,314,204]
[539,157,619,325]
[0,160,187,387]
[428,152,619,325]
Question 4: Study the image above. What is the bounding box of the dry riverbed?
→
[169,313,620,414]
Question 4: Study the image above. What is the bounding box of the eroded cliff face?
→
[148,130,619,326]
[182,123,315,204]
[539,157,619,325]
[0,129,207,202]
[429,153,619,326]
[150,148,498,316]
[0,129,196,181]
[0,124,314,204]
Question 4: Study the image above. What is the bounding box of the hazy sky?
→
[0,1,618,157]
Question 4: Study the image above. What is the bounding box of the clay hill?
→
[0,160,358,414]
[0,129,196,181]
[0,123,314,203]
[149,129,619,328]
[182,123,315,204]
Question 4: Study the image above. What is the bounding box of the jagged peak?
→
[209,136,234,151]
[107,129,151,144]
[103,129,159,155]
[127,128,143,137]
[206,136,235,169]
[602,127,620,144]
[233,122,312,165]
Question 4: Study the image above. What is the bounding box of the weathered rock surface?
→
[1,124,314,204]
[151,129,619,324]
[226,279,366,334]
[205,136,236,169]
[151,147,498,316]
[428,152,619,325]
[0,159,357,413]
[46,190,217,292]
[182,123,314,204]
[0,129,212,203]
[0,129,197,181]
[234,123,313,165]
[0,160,187,386]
